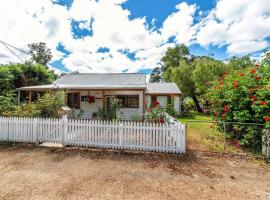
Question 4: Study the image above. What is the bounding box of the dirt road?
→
[0,143,269,200]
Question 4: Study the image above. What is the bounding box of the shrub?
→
[97,97,121,120]
[0,92,17,115]
[145,101,166,123]
[166,97,176,117]
[1,91,65,118]
[35,91,65,118]
[207,62,270,151]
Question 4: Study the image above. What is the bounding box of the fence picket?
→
[0,116,185,154]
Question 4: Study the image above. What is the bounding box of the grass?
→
[178,111,211,124]
[178,111,241,153]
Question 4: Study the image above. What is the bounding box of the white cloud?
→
[161,2,197,45]
[196,0,270,55]
[1,0,269,74]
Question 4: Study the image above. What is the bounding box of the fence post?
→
[33,118,38,145]
[62,115,68,146]
[262,129,270,157]
[182,124,186,154]
[119,122,123,147]
[223,122,226,154]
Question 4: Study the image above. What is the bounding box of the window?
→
[67,92,80,109]
[117,95,139,108]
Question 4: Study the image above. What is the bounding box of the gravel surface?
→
[0,144,269,200]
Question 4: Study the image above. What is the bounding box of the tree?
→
[0,62,57,100]
[170,60,203,112]
[28,42,53,66]
[227,55,254,70]
[149,67,162,82]
[161,44,190,71]
[192,57,227,95]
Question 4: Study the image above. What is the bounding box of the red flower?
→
[249,88,255,94]
[263,116,270,121]
[233,80,238,88]
[224,104,229,113]
[153,100,160,106]
[159,118,165,124]
[255,76,260,81]
[210,125,213,129]
[254,64,260,68]
[250,96,258,101]
[250,69,256,74]
[222,113,225,119]
[147,108,152,112]
[260,101,267,105]
[215,112,219,116]
[239,73,245,77]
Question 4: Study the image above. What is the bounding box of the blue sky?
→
[0,0,269,74]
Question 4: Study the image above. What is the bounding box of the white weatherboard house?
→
[19,73,182,120]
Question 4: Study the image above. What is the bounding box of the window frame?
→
[116,95,139,109]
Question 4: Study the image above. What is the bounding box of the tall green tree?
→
[227,55,254,70]
[28,42,53,66]
[149,67,162,82]
[192,57,227,95]
[0,62,56,98]
[161,44,190,71]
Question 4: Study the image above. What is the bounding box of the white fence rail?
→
[0,116,186,154]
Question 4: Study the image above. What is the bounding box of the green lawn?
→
[178,111,211,124]
[178,111,241,153]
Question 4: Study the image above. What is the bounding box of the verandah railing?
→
[0,116,186,154]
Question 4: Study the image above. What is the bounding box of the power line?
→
[0,40,25,63]
[0,39,65,73]
[0,40,30,55]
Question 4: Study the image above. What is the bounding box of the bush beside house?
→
[207,62,270,151]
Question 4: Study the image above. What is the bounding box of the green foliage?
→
[166,97,176,117]
[97,97,121,120]
[1,91,65,118]
[145,102,166,123]
[171,60,195,98]
[28,42,53,66]
[149,67,162,82]
[0,62,56,98]
[181,97,195,116]
[68,109,84,119]
[145,107,166,123]
[131,113,140,121]
[35,91,65,118]
[207,62,270,151]
[161,44,190,71]
[8,103,41,117]
[192,57,227,95]
[0,92,17,115]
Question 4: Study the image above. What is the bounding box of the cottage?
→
[18,73,182,120]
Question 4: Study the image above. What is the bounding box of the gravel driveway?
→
[0,143,269,200]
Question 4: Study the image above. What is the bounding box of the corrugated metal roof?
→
[146,82,182,94]
[19,73,146,90]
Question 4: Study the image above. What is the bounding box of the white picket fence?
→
[0,116,186,153]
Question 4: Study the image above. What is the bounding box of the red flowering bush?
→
[207,62,270,151]
[145,101,166,123]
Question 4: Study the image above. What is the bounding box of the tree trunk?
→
[192,95,203,113]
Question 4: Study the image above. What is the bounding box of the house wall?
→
[80,91,103,118]
[105,90,144,120]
